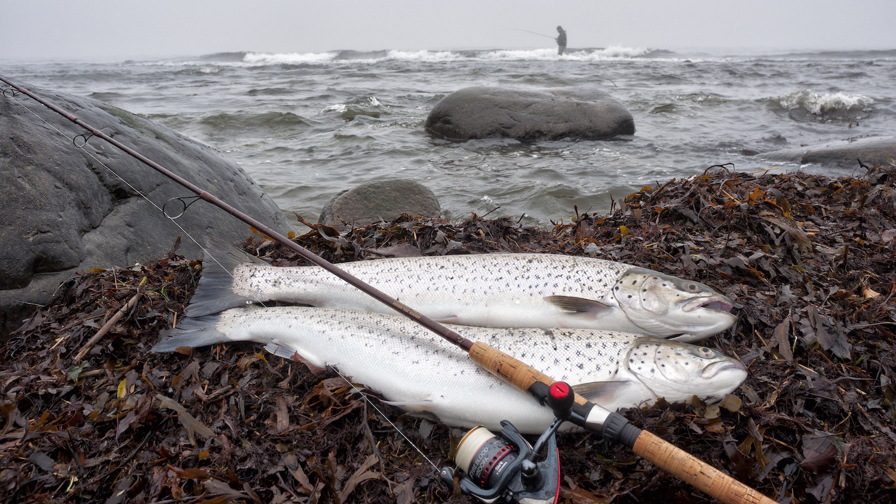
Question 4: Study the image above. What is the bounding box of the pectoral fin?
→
[545,296,613,315]
[572,381,645,404]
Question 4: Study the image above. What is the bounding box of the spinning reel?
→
[439,382,575,504]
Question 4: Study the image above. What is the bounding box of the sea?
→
[2,46,895,228]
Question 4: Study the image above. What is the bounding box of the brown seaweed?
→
[2,164,895,503]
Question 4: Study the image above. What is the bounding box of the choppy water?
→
[2,47,895,227]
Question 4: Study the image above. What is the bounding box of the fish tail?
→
[186,238,267,317]
[151,314,228,352]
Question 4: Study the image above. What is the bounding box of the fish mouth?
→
[683,296,734,313]
[704,360,747,379]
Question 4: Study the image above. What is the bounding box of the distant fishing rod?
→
[510,28,557,39]
[0,75,774,504]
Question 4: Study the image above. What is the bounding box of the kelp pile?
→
[2,164,895,504]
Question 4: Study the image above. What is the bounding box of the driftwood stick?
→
[74,292,141,362]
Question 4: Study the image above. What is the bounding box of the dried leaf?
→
[156,394,214,445]
[719,394,742,413]
[202,479,263,504]
[274,396,289,434]
[338,454,381,502]
[773,318,793,361]
[863,287,881,300]
[801,434,841,473]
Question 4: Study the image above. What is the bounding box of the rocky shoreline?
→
[2,165,894,503]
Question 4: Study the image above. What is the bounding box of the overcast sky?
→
[2,0,895,61]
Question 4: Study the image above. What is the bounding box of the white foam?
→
[170,46,661,66]
[384,50,459,62]
[243,51,338,65]
[778,89,873,114]
[321,104,347,114]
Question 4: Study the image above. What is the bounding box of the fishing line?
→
[329,367,439,472]
[509,28,556,40]
[1,87,269,311]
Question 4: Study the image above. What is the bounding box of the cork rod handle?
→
[468,341,589,405]
[633,430,776,504]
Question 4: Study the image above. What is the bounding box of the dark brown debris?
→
[2,164,895,503]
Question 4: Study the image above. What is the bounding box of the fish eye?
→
[687,283,700,292]
[695,347,715,358]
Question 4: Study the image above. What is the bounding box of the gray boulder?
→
[763,136,896,169]
[424,86,635,141]
[318,179,440,230]
[0,82,291,334]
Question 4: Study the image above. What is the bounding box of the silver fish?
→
[189,245,735,341]
[153,307,747,433]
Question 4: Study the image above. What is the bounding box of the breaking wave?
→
[767,90,874,123]
[175,47,661,67]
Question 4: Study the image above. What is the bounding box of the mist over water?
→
[3,47,894,227]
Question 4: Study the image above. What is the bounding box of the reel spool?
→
[455,426,520,490]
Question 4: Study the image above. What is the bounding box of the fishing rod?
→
[510,28,557,40]
[1,75,775,504]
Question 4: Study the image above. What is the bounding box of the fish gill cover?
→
[2,164,895,503]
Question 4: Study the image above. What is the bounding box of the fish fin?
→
[383,399,436,413]
[572,381,641,403]
[186,238,267,317]
[666,333,704,342]
[544,295,613,314]
[151,314,228,352]
[264,340,328,375]
[432,315,461,324]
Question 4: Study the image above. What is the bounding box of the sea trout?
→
[188,244,736,341]
[153,306,747,433]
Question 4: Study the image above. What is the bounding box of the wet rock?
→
[424,86,635,141]
[762,136,896,169]
[0,82,290,335]
[318,179,440,230]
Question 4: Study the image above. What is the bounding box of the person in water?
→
[555,26,567,55]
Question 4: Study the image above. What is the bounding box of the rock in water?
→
[424,86,635,141]
[762,136,896,169]
[0,81,291,335]
[318,179,440,230]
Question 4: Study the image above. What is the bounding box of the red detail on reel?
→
[550,382,570,399]
[478,443,515,488]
